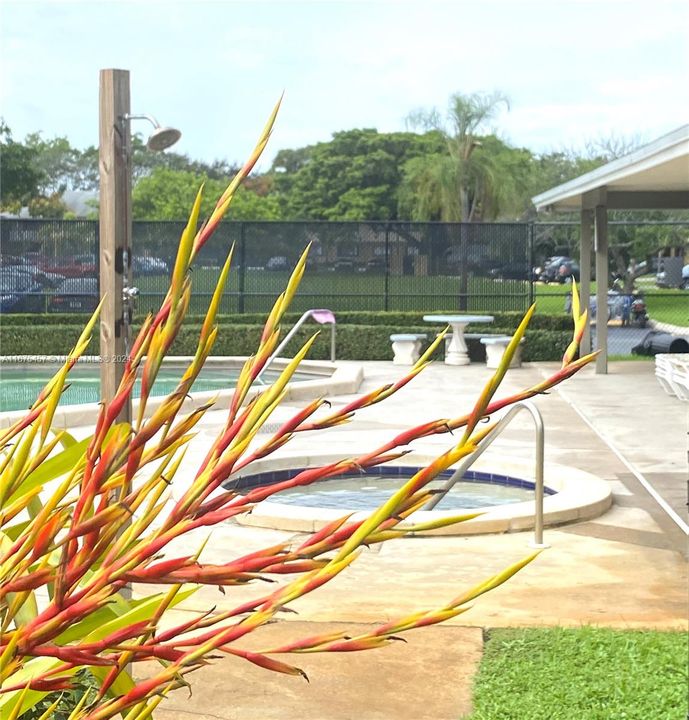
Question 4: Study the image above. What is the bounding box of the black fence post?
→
[528,222,535,308]
[384,223,390,311]
[459,223,469,311]
[238,222,246,314]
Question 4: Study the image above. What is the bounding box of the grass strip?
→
[466,626,687,720]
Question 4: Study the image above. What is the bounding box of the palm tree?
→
[401,91,511,222]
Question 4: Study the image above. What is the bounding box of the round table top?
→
[423,314,494,324]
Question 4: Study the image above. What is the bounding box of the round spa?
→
[227,453,612,536]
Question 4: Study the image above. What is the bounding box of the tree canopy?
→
[131,167,282,221]
[399,92,525,222]
[3,99,681,229]
[0,123,46,206]
[271,128,445,220]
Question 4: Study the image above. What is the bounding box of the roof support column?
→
[579,208,593,355]
[594,204,608,374]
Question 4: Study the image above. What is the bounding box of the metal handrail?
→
[425,400,548,548]
[255,308,336,384]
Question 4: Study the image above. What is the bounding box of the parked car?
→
[49,277,99,313]
[0,268,44,313]
[1,255,65,288]
[445,246,490,273]
[44,254,97,278]
[332,258,357,272]
[487,264,530,281]
[538,256,580,283]
[132,256,169,276]
[266,255,289,271]
[362,258,386,274]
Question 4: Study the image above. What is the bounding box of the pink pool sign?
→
[310,309,336,325]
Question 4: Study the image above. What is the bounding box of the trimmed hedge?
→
[0,322,572,362]
[1,310,575,332]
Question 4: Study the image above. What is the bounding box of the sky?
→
[1,0,688,172]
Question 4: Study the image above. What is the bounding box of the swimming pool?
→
[0,362,311,412]
[0,357,362,429]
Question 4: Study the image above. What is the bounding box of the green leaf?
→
[90,664,135,698]
[52,428,78,449]
[0,519,31,541]
[6,435,91,505]
[55,586,198,645]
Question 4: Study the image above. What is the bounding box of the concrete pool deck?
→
[123,359,687,719]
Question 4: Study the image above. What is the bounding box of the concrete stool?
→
[390,333,427,365]
[480,336,524,369]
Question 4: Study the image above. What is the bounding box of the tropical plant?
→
[400,91,516,222]
[0,99,595,720]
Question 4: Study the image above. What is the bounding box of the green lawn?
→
[643,290,689,327]
[135,270,687,325]
[466,626,687,720]
[136,269,533,314]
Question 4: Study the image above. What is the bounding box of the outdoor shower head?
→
[146,125,182,151]
[122,113,181,152]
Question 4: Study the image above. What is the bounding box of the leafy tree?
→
[0,122,45,205]
[400,92,512,222]
[127,134,239,185]
[24,132,80,195]
[67,144,100,191]
[27,193,68,219]
[131,167,281,220]
[528,151,603,201]
[272,128,444,220]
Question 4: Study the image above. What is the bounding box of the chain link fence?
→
[1,218,686,356]
[1,219,533,315]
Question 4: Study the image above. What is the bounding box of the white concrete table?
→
[423,314,494,366]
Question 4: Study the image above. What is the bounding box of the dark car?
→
[488,264,530,281]
[0,269,44,313]
[49,277,99,313]
[538,256,580,283]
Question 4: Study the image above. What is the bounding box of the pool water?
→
[272,474,533,510]
[0,364,311,412]
[229,466,553,511]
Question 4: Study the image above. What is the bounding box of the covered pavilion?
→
[532,125,689,373]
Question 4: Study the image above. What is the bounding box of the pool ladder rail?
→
[256,309,337,384]
[425,400,548,549]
